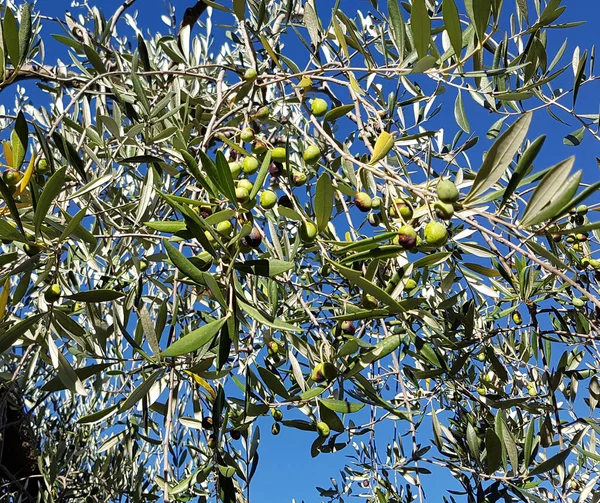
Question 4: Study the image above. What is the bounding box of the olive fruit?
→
[243,68,258,82]
[311,98,329,117]
[311,362,337,383]
[201,416,213,430]
[139,259,149,272]
[434,200,455,220]
[396,225,418,250]
[477,352,486,362]
[303,145,321,165]
[512,311,523,325]
[216,220,233,236]
[316,421,330,437]
[424,221,448,248]
[371,196,382,209]
[389,198,413,221]
[260,190,278,209]
[44,284,61,303]
[340,320,356,335]
[362,294,379,309]
[3,170,21,187]
[405,279,417,291]
[271,423,281,435]
[252,141,268,155]
[354,192,372,212]
[436,179,459,203]
[36,159,49,174]
[238,179,253,192]
[367,213,381,226]
[242,156,259,175]
[576,205,588,215]
[254,106,270,120]
[267,340,279,356]
[300,221,318,243]
[235,186,250,203]
[207,434,217,449]
[230,430,241,440]
[240,127,255,143]
[297,75,313,90]
[271,409,283,422]
[23,243,42,256]
[229,161,242,178]
[292,171,307,187]
[242,228,262,248]
[269,162,284,178]
[191,251,213,271]
[572,297,586,308]
[271,147,287,163]
[278,195,293,209]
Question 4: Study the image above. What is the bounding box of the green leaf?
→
[0,312,45,354]
[464,113,532,203]
[299,386,327,400]
[345,334,402,378]
[34,167,66,237]
[145,220,186,233]
[67,289,126,302]
[529,449,571,476]
[3,7,20,68]
[369,131,395,165]
[164,240,207,285]
[215,151,239,205]
[563,126,585,147]
[520,156,574,227]
[466,423,480,461]
[521,170,581,227]
[248,151,272,201]
[411,0,431,60]
[499,135,546,211]
[234,259,295,277]
[58,207,88,243]
[554,180,600,219]
[180,149,217,198]
[42,363,113,392]
[161,318,227,357]
[466,0,491,42]
[119,369,162,413]
[485,428,503,474]
[387,0,407,58]
[233,0,245,21]
[0,178,24,234]
[84,45,107,74]
[12,111,28,170]
[17,3,31,64]
[319,398,365,414]
[257,366,290,399]
[0,219,25,243]
[315,173,334,233]
[77,404,119,425]
[328,260,405,313]
[572,50,587,108]
[237,298,300,333]
[454,91,470,133]
[442,0,462,59]
[323,104,354,123]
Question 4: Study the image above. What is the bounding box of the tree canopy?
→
[0,0,599,501]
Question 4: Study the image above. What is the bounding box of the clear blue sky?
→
[8,1,600,501]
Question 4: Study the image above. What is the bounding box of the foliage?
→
[0,0,599,501]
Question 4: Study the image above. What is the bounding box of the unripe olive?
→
[254,106,270,120]
[292,171,307,187]
[271,147,287,163]
[362,294,379,309]
[311,98,329,117]
[316,421,330,437]
[36,159,49,174]
[260,190,278,209]
[235,186,250,203]
[389,198,413,221]
[303,145,321,165]
[242,156,259,175]
[139,259,149,272]
[238,179,253,192]
[405,279,417,291]
[572,297,586,308]
[267,340,279,356]
[271,423,281,435]
[436,179,459,203]
[340,320,356,335]
[434,200,455,220]
[229,161,242,178]
[216,220,233,236]
[23,243,42,256]
[371,196,382,210]
[251,141,268,156]
[3,170,21,187]
[297,75,312,90]
[243,68,258,82]
[300,221,318,243]
[201,416,213,430]
[240,127,255,143]
[424,221,448,248]
[512,311,523,325]
[576,205,588,215]
[207,434,217,449]
[44,284,61,303]
[271,409,283,422]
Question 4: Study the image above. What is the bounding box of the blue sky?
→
[6,0,600,501]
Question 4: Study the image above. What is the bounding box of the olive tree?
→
[0,0,599,501]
